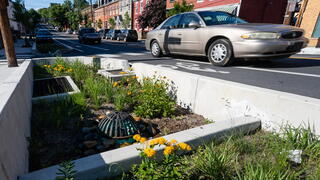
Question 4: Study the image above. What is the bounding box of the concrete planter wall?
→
[132,63,320,135]
[0,60,33,180]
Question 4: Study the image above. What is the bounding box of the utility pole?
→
[0,0,18,67]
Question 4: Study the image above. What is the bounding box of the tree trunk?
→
[0,0,18,67]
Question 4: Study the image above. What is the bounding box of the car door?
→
[175,13,203,54]
[158,14,182,53]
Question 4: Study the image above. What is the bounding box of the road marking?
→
[157,62,230,74]
[54,39,84,52]
[235,66,320,78]
[290,56,320,60]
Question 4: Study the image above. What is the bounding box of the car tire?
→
[208,39,234,67]
[151,40,162,57]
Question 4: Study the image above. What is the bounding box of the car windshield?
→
[198,11,247,26]
[82,28,95,33]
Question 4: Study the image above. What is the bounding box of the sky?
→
[24,0,66,10]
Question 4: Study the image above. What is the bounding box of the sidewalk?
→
[297,47,320,56]
[0,39,34,60]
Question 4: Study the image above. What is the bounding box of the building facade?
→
[298,0,320,47]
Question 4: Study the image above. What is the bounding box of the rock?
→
[98,114,107,120]
[133,115,141,122]
[147,123,158,136]
[84,133,98,141]
[84,149,97,156]
[83,140,98,149]
[102,139,116,149]
[82,127,96,133]
[96,145,107,152]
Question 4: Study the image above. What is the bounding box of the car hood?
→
[207,23,303,33]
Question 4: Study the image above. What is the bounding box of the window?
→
[179,13,201,28]
[198,11,247,26]
[312,15,320,38]
[140,1,143,13]
[135,2,138,14]
[161,15,181,29]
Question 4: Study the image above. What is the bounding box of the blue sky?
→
[24,0,65,10]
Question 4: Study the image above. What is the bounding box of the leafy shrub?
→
[56,160,77,180]
[134,76,176,118]
[113,77,140,111]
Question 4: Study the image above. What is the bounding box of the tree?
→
[97,19,102,29]
[48,3,69,30]
[12,0,32,46]
[137,0,166,30]
[122,11,131,29]
[108,18,116,29]
[38,8,49,23]
[167,0,194,17]
[28,9,41,31]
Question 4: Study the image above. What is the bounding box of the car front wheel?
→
[208,39,234,67]
[151,40,162,57]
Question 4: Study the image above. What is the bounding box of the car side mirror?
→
[189,21,201,29]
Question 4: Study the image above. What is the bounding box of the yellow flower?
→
[133,134,141,142]
[126,78,130,82]
[157,137,167,145]
[43,65,47,67]
[168,139,178,146]
[132,76,138,79]
[144,148,156,157]
[127,91,132,95]
[119,71,127,74]
[178,142,192,151]
[164,146,175,156]
[113,82,118,87]
[149,138,159,146]
[47,65,51,68]
[140,137,147,143]
[67,68,73,73]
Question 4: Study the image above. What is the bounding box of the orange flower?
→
[144,148,156,157]
[164,146,175,156]
[168,139,178,146]
[157,137,167,145]
[139,137,147,143]
[113,82,118,87]
[133,134,141,142]
[178,142,192,151]
[127,91,132,95]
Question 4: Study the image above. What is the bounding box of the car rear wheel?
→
[208,39,234,67]
[151,41,162,57]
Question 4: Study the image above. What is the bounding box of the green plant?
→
[134,76,176,118]
[83,77,106,107]
[167,0,194,17]
[236,163,296,180]
[132,136,191,179]
[190,140,237,179]
[56,160,77,180]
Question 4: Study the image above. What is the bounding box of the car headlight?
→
[241,32,280,39]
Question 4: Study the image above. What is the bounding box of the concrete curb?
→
[298,47,320,55]
[19,117,261,180]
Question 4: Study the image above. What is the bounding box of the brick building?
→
[298,0,320,47]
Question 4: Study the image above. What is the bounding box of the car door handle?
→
[177,33,182,35]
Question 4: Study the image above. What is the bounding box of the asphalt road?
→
[53,32,320,99]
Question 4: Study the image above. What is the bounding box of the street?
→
[53,31,320,99]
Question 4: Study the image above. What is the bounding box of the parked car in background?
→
[98,29,110,39]
[106,29,121,40]
[117,29,138,42]
[78,28,101,44]
[146,11,308,66]
[66,29,73,34]
[35,30,53,43]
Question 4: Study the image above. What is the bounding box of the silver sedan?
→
[145,11,309,66]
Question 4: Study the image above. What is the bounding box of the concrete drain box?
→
[32,76,80,102]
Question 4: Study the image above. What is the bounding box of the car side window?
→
[179,13,201,28]
[161,15,181,29]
